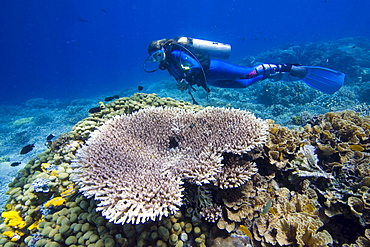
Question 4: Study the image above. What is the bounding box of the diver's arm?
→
[171,50,202,79]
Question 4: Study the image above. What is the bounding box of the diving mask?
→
[148,49,166,63]
[143,49,166,73]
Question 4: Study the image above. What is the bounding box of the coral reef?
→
[73,106,268,225]
[1,94,369,247]
[0,94,211,247]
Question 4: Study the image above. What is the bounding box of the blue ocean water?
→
[0,0,369,105]
[1,1,370,245]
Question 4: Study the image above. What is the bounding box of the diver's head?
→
[147,39,169,54]
[144,39,170,73]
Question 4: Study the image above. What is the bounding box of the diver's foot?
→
[289,65,308,79]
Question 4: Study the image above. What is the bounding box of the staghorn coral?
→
[72,106,269,225]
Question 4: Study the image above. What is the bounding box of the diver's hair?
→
[147,39,176,54]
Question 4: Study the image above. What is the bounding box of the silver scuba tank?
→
[177,37,231,59]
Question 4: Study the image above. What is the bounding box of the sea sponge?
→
[73,107,268,225]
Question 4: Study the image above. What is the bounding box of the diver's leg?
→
[207,60,254,81]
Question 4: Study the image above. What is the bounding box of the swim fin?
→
[301,66,345,94]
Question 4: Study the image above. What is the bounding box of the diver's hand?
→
[177,79,188,92]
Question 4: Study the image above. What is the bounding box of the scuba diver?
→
[143,36,345,104]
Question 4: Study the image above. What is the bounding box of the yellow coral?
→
[50,170,58,177]
[41,162,51,172]
[1,211,26,229]
[60,184,75,198]
[27,216,45,231]
[44,197,66,208]
[2,230,24,241]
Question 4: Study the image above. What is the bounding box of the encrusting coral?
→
[72,106,269,225]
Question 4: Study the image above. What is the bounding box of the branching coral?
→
[72,107,268,225]
[213,156,258,189]
[200,204,223,223]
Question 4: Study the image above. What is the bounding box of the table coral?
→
[73,106,269,224]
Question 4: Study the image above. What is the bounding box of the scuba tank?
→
[176,37,231,60]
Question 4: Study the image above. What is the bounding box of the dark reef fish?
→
[104,95,119,101]
[46,134,55,141]
[10,162,21,167]
[138,85,144,91]
[88,107,101,113]
[20,144,35,154]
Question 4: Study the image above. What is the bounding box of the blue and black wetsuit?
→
[149,39,344,96]
[164,49,265,90]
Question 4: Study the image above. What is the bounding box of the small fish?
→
[261,199,272,216]
[101,8,107,13]
[305,203,316,213]
[10,162,21,167]
[349,144,364,152]
[45,141,52,147]
[20,144,35,154]
[46,134,55,141]
[79,18,87,22]
[240,225,253,240]
[269,207,278,215]
[138,85,144,91]
[104,95,119,101]
[88,107,101,113]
